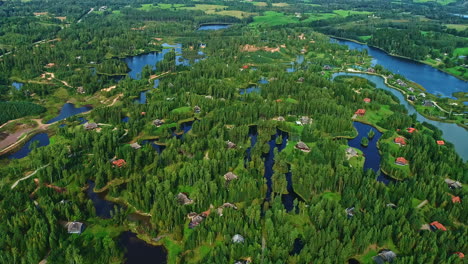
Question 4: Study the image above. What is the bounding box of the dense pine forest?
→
[0,0,467,263]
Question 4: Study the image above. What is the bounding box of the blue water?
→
[330,38,468,99]
[259,78,269,84]
[119,231,167,264]
[122,116,129,123]
[46,103,92,124]
[8,133,49,159]
[453,14,468,19]
[141,140,166,154]
[240,86,261,95]
[12,82,23,90]
[134,91,147,104]
[86,180,120,219]
[197,24,230,31]
[333,73,468,161]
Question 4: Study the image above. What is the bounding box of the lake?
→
[12,82,23,90]
[119,231,167,264]
[330,38,468,99]
[46,103,92,124]
[86,180,120,219]
[333,72,468,161]
[8,133,49,159]
[197,24,231,31]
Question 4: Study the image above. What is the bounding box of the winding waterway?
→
[330,38,468,99]
[46,103,92,124]
[333,73,468,161]
[8,133,49,159]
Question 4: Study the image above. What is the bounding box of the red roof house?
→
[141,112,146,116]
[112,159,126,168]
[395,157,408,166]
[355,109,366,116]
[452,196,461,203]
[453,252,465,259]
[394,137,406,146]
[437,140,445,145]
[242,65,249,69]
[407,127,417,133]
[363,98,371,103]
[430,221,447,231]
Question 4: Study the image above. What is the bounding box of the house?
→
[345,207,355,217]
[367,67,375,73]
[407,127,417,133]
[153,119,164,127]
[430,221,447,231]
[177,193,193,205]
[419,93,426,98]
[373,250,396,264]
[200,43,206,49]
[297,77,305,83]
[76,86,85,94]
[355,109,366,116]
[295,141,310,152]
[194,106,201,114]
[300,116,312,125]
[45,63,56,68]
[408,87,414,92]
[453,252,465,259]
[436,140,445,145]
[224,172,238,181]
[226,141,237,149]
[66,222,84,234]
[445,179,462,189]
[394,137,406,146]
[277,116,285,122]
[395,157,408,166]
[387,75,394,79]
[112,159,126,168]
[386,203,397,209]
[422,100,434,107]
[408,95,416,101]
[452,196,461,203]
[84,122,98,130]
[141,112,146,116]
[323,65,332,70]
[346,147,358,157]
[364,98,371,103]
[396,79,407,86]
[130,142,141,149]
[232,234,245,243]
[242,65,249,69]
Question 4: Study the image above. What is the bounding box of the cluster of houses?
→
[187,210,211,228]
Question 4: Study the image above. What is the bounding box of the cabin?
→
[200,43,206,49]
[153,119,164,127]
[346,147,358,157]
[300,116,312,125]
[407,127,417,133]
[408,95,416,101]
[363,98,371,103]
[345,207,355,218]
[436,140,445,145]
[422,100,434,107]
[395,157,408,166]
[130,142,141,150]
[224,172,238,181]
[84,122,98,130]
[297,77,305,83]
[367,67,375,73]
[394,137,406,146]
[232,234,245,243]
[355,109,366,116]
[452,196,461,204]
[177,193,193,205]
[242,65,249,69]
[141,112,146,116]
[373,250,396,264]
[323,65,332,70]
[112,159,126,168]
[45,63,56,68]
[396,79,407,86]
[76,86,85,94]
[194,106,201,114]
[387,75,394,79]
[408,87,414,92]
[386,203,397,209]
[453,252,465,259]
[277,116,285,122]
[419,93,426,98]
[430,221,447,231]
[445,179,462,189]
[295,141,310,152]
[226,141,237,149]
[66,222,84,234]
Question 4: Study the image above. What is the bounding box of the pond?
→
[240,85,261,95]
[119,231,167,264]
[46,103,92,124]
[8,133,49,159]
[141,140,166,154]
[330,38,468,99]
[86,180,121,219]
[12,82,23,90]
[197,24,231,31]
[333,72,468,161]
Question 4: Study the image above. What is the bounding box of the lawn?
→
[453,47,468,57]
[303,13,337,22]
[251,11,299,26]
[171,106,192,114]
[413,0,459,5]
[359,35,372,42]
[445,24,468,31]
[333,10,373,17]
[321,191,341,201]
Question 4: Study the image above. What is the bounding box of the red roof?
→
[141,112,146,115]
[454,252,465,259]
[395,157,408,165]
[437,140,445,145]
[276,99,283,102]
[363,98,371,103]
[430,221,447,231]
[112,159,126,167]
[407,127,417,133]
[355,109,366,115]
[242,65,249,69]
[394,137,406,145]
[452,196,461,203]
[201,209,211,217]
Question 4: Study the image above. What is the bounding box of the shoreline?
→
[330,36,468,82]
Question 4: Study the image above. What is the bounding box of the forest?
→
[0,0,467,263]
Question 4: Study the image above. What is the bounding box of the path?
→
[78,8,94,23]
[11,164,49,189]
[416,200,429,209]
[148,71,171,82]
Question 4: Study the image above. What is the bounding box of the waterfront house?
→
[445,179,462,189]
[422,100,434,107]
[373,250,396,264]
[396,79,407,86]
[66,222,84,234]
[395,157,408,166]
[394,137,406,146]
[84,122,98,130]
[194,106,201,114]
[367,67,375,73]
[112,159,126,168]
[346,147,358,158]
[295,141,310,152]
[130,142,141,149]
[227,141,237,149]
[355,109,366,116]
[224,172,238,181]
[452,196,461,204]
[364,98,371,103]
[430,221,447,231]
[436,140,445,145]
[408,87,414,92]
[153,119,164,127]
[419,93,426,98]
[408,95,416,101]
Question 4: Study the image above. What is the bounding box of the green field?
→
[445,24,468,31]
[453,47,468,57]
[251,11,299,26]
[333,10,373,17]
[413,0,459,5]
